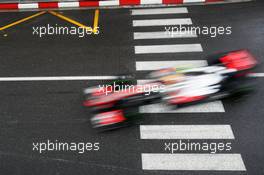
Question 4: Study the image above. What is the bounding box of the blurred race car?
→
[150,49,257,106]
[83,78,162,131]
[83,49,257,130]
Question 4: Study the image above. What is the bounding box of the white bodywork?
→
[160,66,236,100]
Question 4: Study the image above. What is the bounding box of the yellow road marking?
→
[0,10,99,34]
[48,11,92,31]
[0,11,46,31]
[93,9,99,33]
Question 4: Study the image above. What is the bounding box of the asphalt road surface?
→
[0,1,264,175]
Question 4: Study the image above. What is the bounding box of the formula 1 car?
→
[83,50,257,131]
[149,50,257,106]
[83,78,162,131]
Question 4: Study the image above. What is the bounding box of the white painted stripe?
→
[134,31,197,39]
[184,0,205,3]
[0,76,119,81]
[247,73,264,77]
[131,7,188,15]
[142,154,246,171]
[136,60,207,71]
[58,2,79,8]
[99,0,119,6]
[18,3,38,9]
[137,80,153,84]
[133,18,192,26]
[135,44,203,54]
[141,0,163,5]
[139,101,225,113]
[140,125,234,139]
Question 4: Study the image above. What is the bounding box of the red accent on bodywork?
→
[220,50,257,71]
[83,100,115,109]
[92,86,112,96]
[98,110,126,125]
[86,85,148,107]
[83,100,93,107]
[169,96,205,104]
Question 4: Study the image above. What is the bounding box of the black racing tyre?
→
[220,76,255,98]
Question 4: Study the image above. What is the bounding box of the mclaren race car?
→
[83,78,162,130]
[149,49,257,106]
[83,49,257,130]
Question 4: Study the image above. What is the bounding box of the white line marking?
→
[247,73,264,77]
[0,76,119,81]
[134,31,197,39]
[133,18,192,26]
[58,2,79,8]
[139,101,225,113]
[140,0,163,5]
[99,0,119,6]
[142,153,246,171]
[18,3,38,9]
[140,125,234,139]
[135,44,203,54]
[184,0,205,3]
[131,7,188,15]
[136,60,207,71]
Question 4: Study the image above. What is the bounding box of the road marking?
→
[93,9,100,33]
[99,0,119,6]
[48,11,92,31]
[133,18,192,26]
[131,7,188,15]
[0,11,46,31]
[0,76,119,81]
[141,0,162,5]
[184,0,206,3]
[18,3,38,9]
[139,101,225,113]
[58,2,79,8]
[247,73,264,77]
[140,125,233,139]
[142,153,246,171]
[135,44,203,54]
[134,31,197,39]
[136,60,207,71]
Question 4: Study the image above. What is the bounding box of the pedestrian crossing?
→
[140,125,234,139]
[135,43,203,54]
[131,7,246,173]
[134,31,197,39]
[142,153,246,171]
[136,60,207,70]
[131,7,188,15]
[133,18,193,26]
[139,101,225,113]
